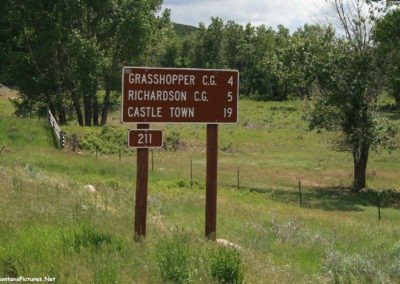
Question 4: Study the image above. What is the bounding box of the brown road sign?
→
[121,67,239,124]
[128,129,164,148]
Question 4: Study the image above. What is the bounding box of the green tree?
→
[189,23,208,68]
[374,8,400,107]
[97,0,163,125]
[282,24,335,99]
[141,8,179,67]
[235,23,256,95]
[184,17,226,69]
[310,0,397,191]
[204,17,226,69]
[257,25,295,100]
[223,21,245,71]
[1,0,72,123]
[1,0,163,126]
[244,24,273,97]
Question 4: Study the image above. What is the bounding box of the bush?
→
[210,246,243,284]
[81,126,128,155]
[93,250,120,284]
[157,233,192,283]
[165,131,186,151]
[0,256,18,277]
[73,226,116,252]
[323,247,390,283]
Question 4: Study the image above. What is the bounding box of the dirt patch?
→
[0,84,18,99]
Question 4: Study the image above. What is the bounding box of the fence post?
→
[378,191,381,221]
[72,135,76,152]
[298,180,303,207]
[190,156,193,190]
[60,131,65,149]
[237,168,240,190]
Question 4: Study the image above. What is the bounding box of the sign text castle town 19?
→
[121,67,239,124]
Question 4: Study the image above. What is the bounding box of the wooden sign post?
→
[134,123,150,241]
[206,124,218,240]
[121,67,239,241]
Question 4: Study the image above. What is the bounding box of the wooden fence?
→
[48,110,79,151]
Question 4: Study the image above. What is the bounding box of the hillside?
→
[173,23,198,38]
[1,89,400,283]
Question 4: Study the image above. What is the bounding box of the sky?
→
[161,0,330,32]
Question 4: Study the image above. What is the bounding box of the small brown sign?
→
[128,129,163,148]
[121,67,239,124]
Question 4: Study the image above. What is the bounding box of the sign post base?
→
[205,124,218,240]
[134,124,150,241]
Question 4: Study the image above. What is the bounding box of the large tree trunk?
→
[57,104,67,125]
[92,92,99,126]
[392,80,400,109]
[55,91,67,125]
[84,94,92,126]
[72,90,84,126]
[69,81,84,126]
[272,82,279,99]
[101,79,111,126]
[352,144,369,192]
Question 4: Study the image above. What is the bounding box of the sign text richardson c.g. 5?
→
[121,67,239,124]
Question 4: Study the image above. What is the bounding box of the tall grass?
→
[155,229,244,283]
[157,232,192,283]
[209,246,243,283]
[1,154,400,282]
[1,97,400,282]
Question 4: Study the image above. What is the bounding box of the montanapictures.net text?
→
[0,276,56,282]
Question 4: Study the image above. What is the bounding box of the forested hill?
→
[173,23,198,38]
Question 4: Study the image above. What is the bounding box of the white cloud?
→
[162,0,328,32]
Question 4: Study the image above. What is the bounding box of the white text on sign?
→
[121,67,239,124]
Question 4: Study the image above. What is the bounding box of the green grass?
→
[1,94,400,283]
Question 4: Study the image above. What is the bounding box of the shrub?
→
[323,247,390,283]
[0,256,18,278]
[73,226,113,252]
[390,241,400,279]
[210,246,243,284]
[157,233,192,283]
[165,131,186,151]
[81,126,128,155]
[93,250,120,284]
